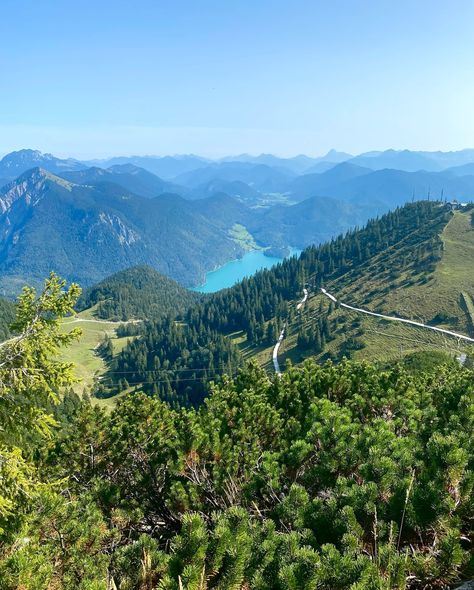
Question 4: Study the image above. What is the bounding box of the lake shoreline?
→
[191,248,301,294]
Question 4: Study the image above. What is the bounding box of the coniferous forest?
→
[0,273,472,588]
[107,202,449,405]
[77,266,200,321]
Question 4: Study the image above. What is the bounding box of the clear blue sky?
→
[1,0,473,158]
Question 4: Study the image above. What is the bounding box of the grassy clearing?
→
[93,390,129,411]
[60,309,134,406]
[228,224,260,251]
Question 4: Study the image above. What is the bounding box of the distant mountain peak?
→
[1,149,45,166]
[324,148,352,157]
[0,149,85,181]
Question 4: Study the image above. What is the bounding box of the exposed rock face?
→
[0,168,49,212]
[96,213,140,246]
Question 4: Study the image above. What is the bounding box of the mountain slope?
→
[285,164,474,212]
[324,168,474,209]
[445,163,474,177]
[76,265,200,320]
[189,193,252,229]
[276,205,474,368]
[249,195,371,248]
[288,162,372,200]
[60,165,186,198]
[188,179,261,202]
[0,168,244,295]
[104,202,470,404]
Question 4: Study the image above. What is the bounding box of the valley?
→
[2,172,472,409]
[55,201,470,409]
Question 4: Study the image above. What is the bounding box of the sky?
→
[1,0,474,158]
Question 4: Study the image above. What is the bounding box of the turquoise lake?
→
[192,249,301,294]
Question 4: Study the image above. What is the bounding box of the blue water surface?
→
[192,249,301,294]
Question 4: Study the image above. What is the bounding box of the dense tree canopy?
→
[105,317,241,406]
[76,265,199,321]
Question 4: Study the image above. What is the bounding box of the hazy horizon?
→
[4,146,474,163]
[5,134,474,162]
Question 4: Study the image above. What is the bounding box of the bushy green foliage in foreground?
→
[0,276,473,588]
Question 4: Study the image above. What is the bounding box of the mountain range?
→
[0,149,85,183]
[60,164,186,199]
[5,147,474,185]
[1,148,474,296]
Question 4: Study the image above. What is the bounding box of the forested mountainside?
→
[103,201,468,406]
[248,194,371,248]
[76,265,199,321]
[265,204,474,373]
[105,317,241,406]
[1,281,472,588]
[0,168,243,295]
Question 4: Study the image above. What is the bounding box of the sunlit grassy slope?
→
[250,210,474,369]
[60,306,133,408]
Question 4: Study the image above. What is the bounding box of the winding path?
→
[272,327,286,375]
[63,317,132,325]
[273,288,309,376]
[320,288,474,344]
[296,288,309,310]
